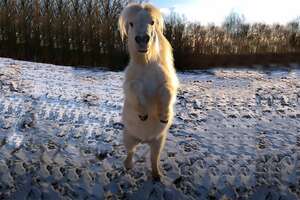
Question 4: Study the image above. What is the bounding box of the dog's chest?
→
[141,66,163,97]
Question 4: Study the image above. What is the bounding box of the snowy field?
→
[0,57,300,199]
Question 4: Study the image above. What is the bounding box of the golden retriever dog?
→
[119,3,179,180]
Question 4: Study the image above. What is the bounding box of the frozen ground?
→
[0,57,300,199]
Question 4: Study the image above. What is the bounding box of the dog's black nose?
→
[144,35,150,43]
[135,35,150,44]
[135,36,142,44]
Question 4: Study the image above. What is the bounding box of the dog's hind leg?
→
[123,129,140,170]
[150,134,166,181]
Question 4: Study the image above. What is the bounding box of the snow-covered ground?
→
[0,57,300,199]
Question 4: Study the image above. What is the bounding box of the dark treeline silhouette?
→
[0,0,300,70]
[166,12,300,69]
[0,0,128,69]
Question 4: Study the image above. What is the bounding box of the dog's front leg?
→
[158,84,174,123]
[124,80,148,121]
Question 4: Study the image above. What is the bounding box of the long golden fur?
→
[119,3,179,180]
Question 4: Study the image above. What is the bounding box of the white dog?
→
[119,3,179,180]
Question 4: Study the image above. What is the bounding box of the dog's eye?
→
[150,20,154,25]
[129,22,133,27]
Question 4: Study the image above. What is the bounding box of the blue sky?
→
[149,0,300,25]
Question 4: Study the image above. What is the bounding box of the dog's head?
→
[119,3,164,54]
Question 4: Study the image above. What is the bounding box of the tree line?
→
[0,0,300,69]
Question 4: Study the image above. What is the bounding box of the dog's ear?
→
[118,13,128,41]
[156,14,164,33]
[144,3,164,34]
[119,3,142,41]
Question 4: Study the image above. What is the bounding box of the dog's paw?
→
[160,119,168,124]
[138,114,148,121]
[159,111,170,124]
[124,159,133,170]
[152,171,162,182]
